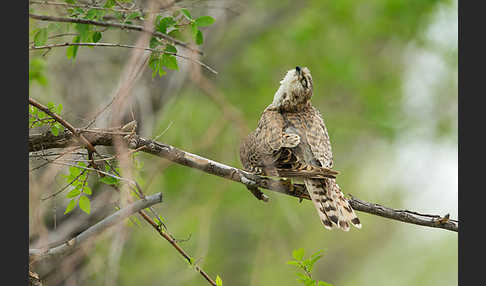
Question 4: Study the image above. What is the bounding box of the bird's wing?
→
[239,107,286,173]
[300,106,360,230]
[305,106,334,168]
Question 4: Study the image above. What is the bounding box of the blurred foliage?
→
[29,0,457,285]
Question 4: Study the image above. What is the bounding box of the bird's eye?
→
[301,78,308,88]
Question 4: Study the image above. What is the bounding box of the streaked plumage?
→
[239,66,361,231]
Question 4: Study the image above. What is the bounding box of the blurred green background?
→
[30,0,457,285]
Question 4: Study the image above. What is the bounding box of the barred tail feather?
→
[304,178,361,231]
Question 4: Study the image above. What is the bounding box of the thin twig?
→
[29,42,217,74]
[41,169,88,201]
[138,210,217,285]
[29,0,178,14]
[29,13,203,55]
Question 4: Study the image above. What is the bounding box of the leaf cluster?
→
[29,102,65,136]
[30,0,215,72]
[287,248,332,286]
[147,9,215,77]
[63,161,92,214]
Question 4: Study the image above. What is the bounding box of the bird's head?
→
[271,66,313,111]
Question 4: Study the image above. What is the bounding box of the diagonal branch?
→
[29,127,458,232]
[29,98,97,154]
[29,192,163,260]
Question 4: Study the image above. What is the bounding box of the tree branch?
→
[29,192,163,260]
[29,98,97,154]
[137,210,217,285]
[29,13,203,55]
[29,127,458,232]
[29,42,217,74]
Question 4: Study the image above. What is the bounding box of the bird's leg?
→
[239,171,270,202]
[245,185,270,202]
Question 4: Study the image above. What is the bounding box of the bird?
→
[239,66,361,231]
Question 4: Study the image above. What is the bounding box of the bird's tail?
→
[304,178,362,231]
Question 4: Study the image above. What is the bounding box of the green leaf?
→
[34,28,48,46]
[215,275,223,286]
[69,165,81,177]
[168,29,181,39]
[37,111,46,119]
[195,29,203,45]
[165,44,177,54]
[85,8,98,20]
[29,58,48,87]
[66,188,81,198]
[149,37,159,49]
[51,124,60,136]
[100,176,119,185]
[148,54,159,70]
[83,186,92,195]
[92,31,102,43]
[79,196,91,214]
[302,259,312,271]
[309,255,323,268]
[295,273,307,280]
[317,282,333,286]
[195,16,215,27]
[181,8,192,20]
[161,54,178,70]
[304,279,316,286]
[64,199,77,214]
[47,102,55,111]
[75,23,90,42]
[58,124,65,133]
[292,248,305,261]
[310,250,324,258]
[286,260,301,267]
[73,7,84,16]
[190,22,198,37]
[156,16,176,34]
[155,54,167,76]
[158,64,166,77]
[127,11,142,20]
[103,0,115,8]
[66,36,80,60]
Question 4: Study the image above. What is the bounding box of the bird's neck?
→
[271,101,312,113]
